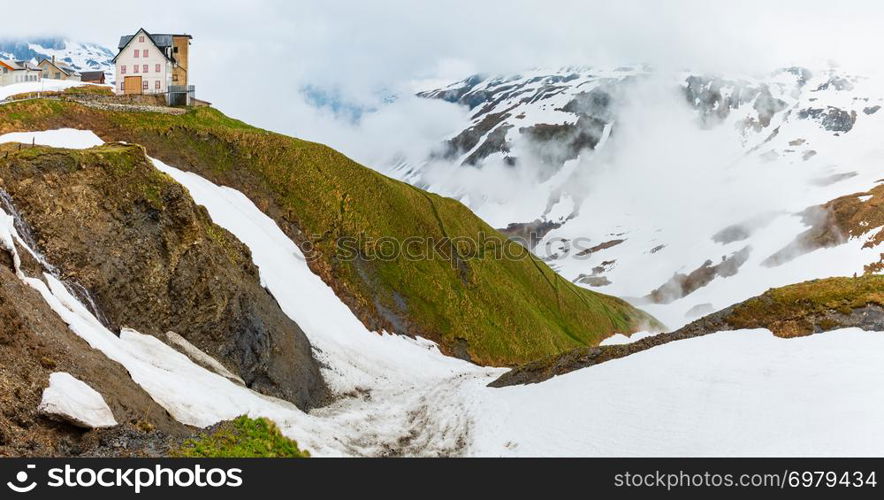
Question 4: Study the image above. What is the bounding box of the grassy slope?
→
[723,275,884,336]
[174,416,310,458]
[0,99,660,365]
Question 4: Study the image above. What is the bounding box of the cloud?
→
[5,0,884,166]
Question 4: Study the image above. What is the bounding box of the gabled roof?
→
[1,59,40,71]
[38,58,79,76]
[114,28,191,64]
[0,59,21,70]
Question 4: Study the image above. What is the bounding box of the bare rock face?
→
[797,106,857,132]
[0,144,326,409]
[646,247,751,304]
[38,373,117,429]
[0,241,190,456]
[498,219,562,250]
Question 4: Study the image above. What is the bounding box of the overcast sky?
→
[6,0,884,161]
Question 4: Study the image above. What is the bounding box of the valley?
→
[0,50,881,457]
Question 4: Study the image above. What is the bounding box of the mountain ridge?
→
[0,37,115,82]
[0,97,660,367]
[395,65,884,330]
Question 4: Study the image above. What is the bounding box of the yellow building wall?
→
[172,36,190,86]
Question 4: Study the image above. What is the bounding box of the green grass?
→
[5,84,113,101]
[173,416,310,458]
[60,85,115,96]
[0,100,662,365]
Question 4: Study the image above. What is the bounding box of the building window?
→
[155,80,161,90]
[143,64,148,73]
[143,49,149,58]
[134,49,139,58]
[139,36,145,43]
[121,65,126,74]
[155,64,161,73]
[172,73,178,82]
[133,65,138,73]
[143,80,148,90]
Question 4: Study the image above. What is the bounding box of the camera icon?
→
[7,464,37,493]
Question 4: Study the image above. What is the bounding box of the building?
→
[0,59,42,86]
[112,28,193,104]
[38,56,81,81]
[80,71,106,84]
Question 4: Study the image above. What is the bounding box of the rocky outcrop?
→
[491,275,884,387]
[0,143,326,408]
[519,116,605,166]
[647,247,751,304]
[797,106,857,132]
[163,331,246,385]
[764,185,883,272]
[440,110,514,165]
[497,219,562,250]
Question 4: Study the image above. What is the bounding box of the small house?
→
[0,59,43,86]
[80,71,106,84]
[112,28,193,104]
[38,56,81,81]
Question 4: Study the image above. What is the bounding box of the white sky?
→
[6,0,884,161]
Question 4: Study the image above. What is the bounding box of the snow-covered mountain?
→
[394,66,884,329]
[0,37,115,82]
[0,81,883,458]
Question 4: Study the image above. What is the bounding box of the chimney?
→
[51,55,55,64]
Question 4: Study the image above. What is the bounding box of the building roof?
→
[118,31,192,50]
[80,71,105,80]
[18,61,40,71]
[1,59,40,71]
[0,59,22,70]
[113,28,189,64]
[38,58,79,76]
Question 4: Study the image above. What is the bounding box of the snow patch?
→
[38,372,117,428]
[0,128,104,149]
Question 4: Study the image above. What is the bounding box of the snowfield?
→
[2,128,884,456]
